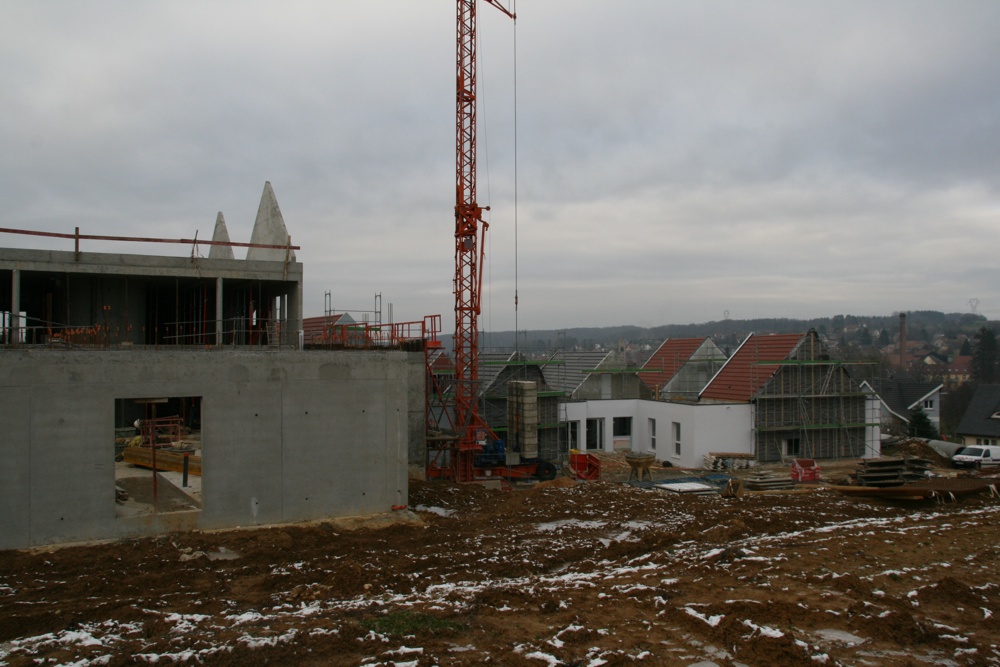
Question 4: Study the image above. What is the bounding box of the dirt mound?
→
[881,437,953,467]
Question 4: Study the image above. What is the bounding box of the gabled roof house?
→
[544,349,650,401]
[639,337,728,400]
[956,384,1000,447]
[701,330,875,462]
[860,379,942,434]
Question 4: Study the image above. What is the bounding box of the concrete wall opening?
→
[115,396,203,520]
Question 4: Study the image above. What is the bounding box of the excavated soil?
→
[3,462,1000,666]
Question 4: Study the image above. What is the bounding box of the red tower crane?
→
[453,0,514,479]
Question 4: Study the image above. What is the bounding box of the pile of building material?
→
[703,452,755,471]
[743,470,797,491]
[853,457,932,487]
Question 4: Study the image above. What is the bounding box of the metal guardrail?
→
[1,317,297,350]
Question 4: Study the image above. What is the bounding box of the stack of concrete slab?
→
[744,471,797,491]
[855,457,933,487]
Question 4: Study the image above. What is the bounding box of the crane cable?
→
[512,1,519,357]
[509,1,519,478]
[480,0,518,356]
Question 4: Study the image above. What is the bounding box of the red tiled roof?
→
[302,314,346,342]
[638,337,705,391]
[700,333,804,402]
[948,355,972,372]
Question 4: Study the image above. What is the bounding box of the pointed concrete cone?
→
[208,212,235,260]
[247,181,296,262]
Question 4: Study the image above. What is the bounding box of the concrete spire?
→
[208,212,235,260]
[247,181,295,262]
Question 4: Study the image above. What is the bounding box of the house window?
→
[586,418,604,451]
[566,421,579,450]
[672,421,681,456]
[785,437,801,457]
[923,399,934,409]
[649,418,657,452]
[613,417,632,437]
[612,416,633,451]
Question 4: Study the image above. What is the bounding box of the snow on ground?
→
[2,481,1000,665]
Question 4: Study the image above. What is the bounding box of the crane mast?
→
[453,0,514,468]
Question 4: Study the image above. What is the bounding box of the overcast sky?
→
[3,1,999,332]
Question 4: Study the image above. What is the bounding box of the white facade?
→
[564,396,880,467]
[564,399,752,469]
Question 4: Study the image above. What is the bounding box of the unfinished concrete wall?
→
[0,349,419,550]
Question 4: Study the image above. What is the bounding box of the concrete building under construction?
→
[0,183,424,550]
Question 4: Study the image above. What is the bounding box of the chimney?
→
[898,313,907,369]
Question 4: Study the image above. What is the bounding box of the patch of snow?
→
[228,611,265,625]
[683,607,724,627]
[413,505,454,517]
[238,629,297,648]
[742,620,783,638]
[536,519,607,532]
[525,650,562,665]
[814,629,865,646]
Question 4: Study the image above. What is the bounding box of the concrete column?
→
[215,277,223,348]
[280,294,288,346]
[289,281,303,350]
[11,269,20,346]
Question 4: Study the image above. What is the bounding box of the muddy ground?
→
[3,453,1000,666]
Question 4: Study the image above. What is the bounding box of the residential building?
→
[861,379,943,434]
[638,337,727,401]
[558,331,879,467]
[956,384,1000,447]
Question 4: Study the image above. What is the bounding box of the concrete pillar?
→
[11,269,20,346]
[280,294,288,346]
[215,277,223,347]
[289,281,303,350]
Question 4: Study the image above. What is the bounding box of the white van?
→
[952,446,1000,469]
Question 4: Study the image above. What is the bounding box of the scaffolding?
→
[753,332,878,462]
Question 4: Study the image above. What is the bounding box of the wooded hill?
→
[464,311,992,355]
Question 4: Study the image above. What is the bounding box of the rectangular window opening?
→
[612,416,632,451]
[115,396,203,519]
[672,421,681,457]
[785,437,801,457]
[586,418,604,451]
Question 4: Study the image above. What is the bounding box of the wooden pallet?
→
[122,447,202,476]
